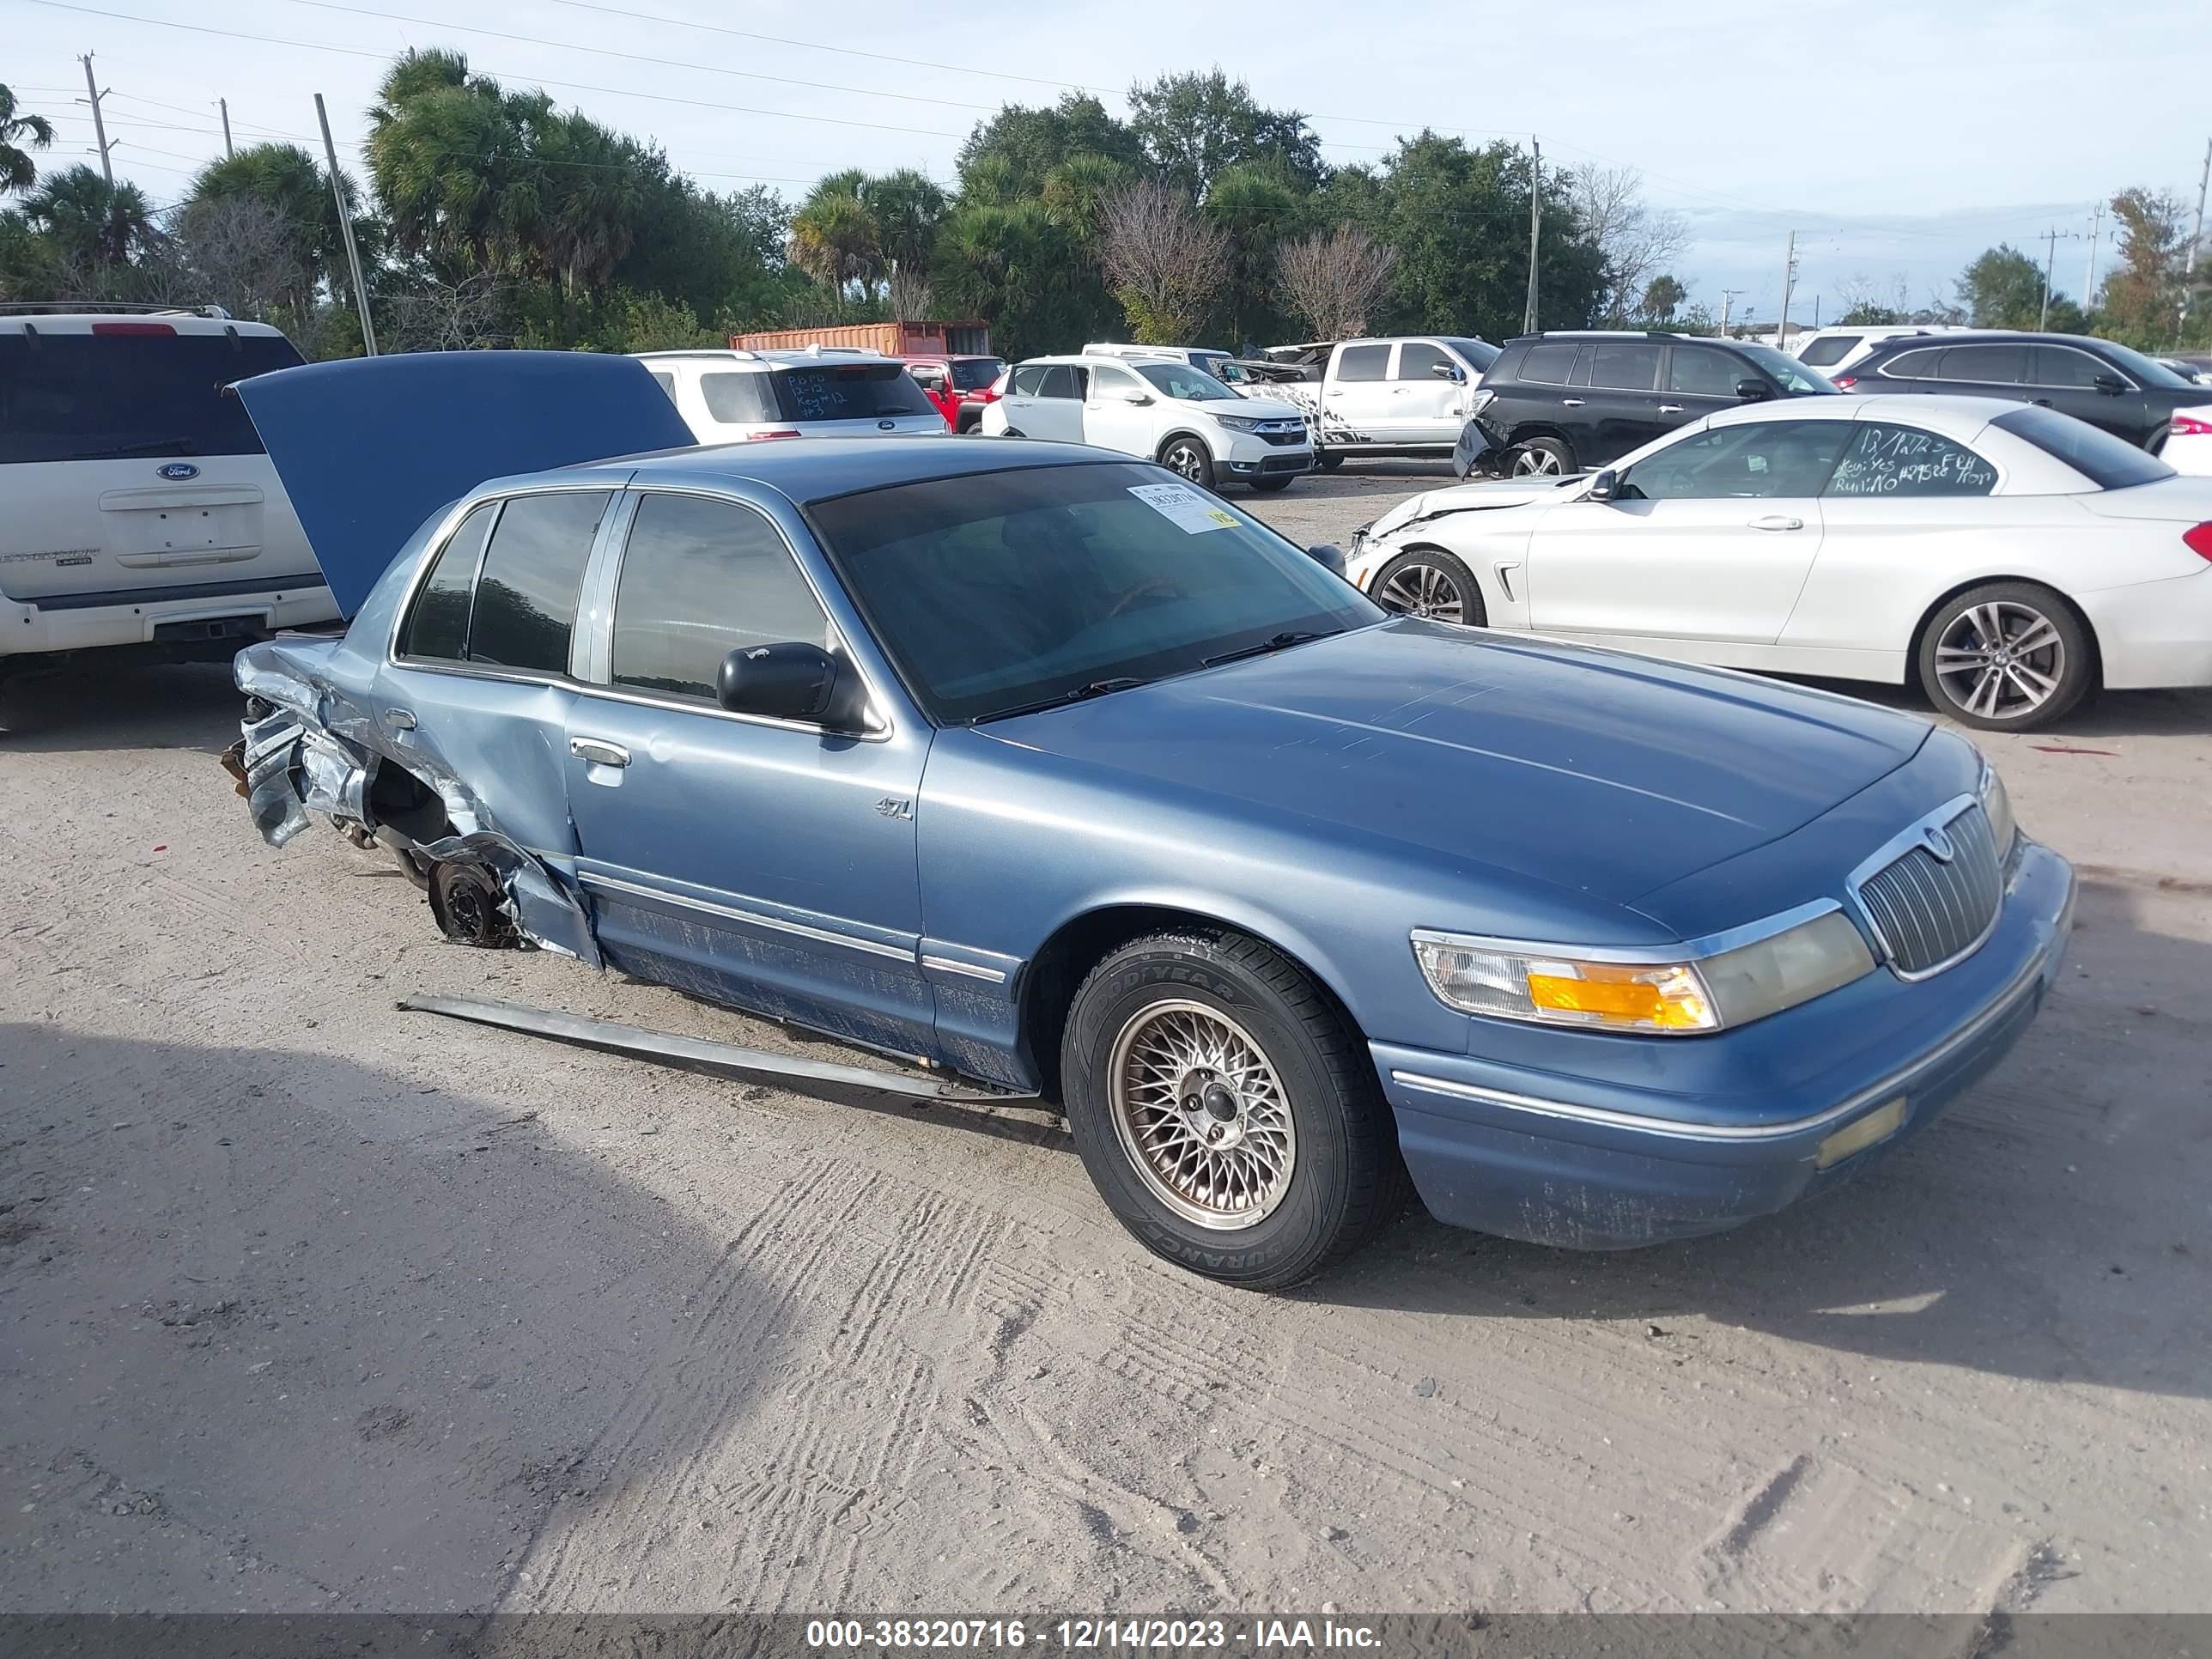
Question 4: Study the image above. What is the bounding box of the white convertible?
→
[1346,395,2212,730]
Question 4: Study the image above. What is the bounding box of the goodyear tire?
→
[1060,930,1405,1290]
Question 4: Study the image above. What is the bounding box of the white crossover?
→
[1346,394,2212,731]
[980,354,1314,492]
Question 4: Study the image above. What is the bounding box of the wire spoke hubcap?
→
[1109,1000,1296,1231]
[1935,601,2066,721]
[1379,562,1465,623]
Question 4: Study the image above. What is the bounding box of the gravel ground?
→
[3,461,2209,1616]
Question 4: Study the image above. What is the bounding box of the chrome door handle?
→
[1561,398,1585,407]
[1748,514,1804,532]
[568,736,631,768]
[385,708,416,731]
[1657,403,1683,413]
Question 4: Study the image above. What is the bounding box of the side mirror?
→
[1307,543,1348,579]
[1431,362,1466,382]
[716,642,866,730]
[2093,373,2128,395]
[1585,469,1619,502]
[1119,389,1154,405]
[1735,378,1773,401]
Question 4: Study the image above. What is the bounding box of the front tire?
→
[1060,931,1404,1291]
[1371,547,1487,626]
[1916,581,2093,731]
[1316,451,1344,472]
[1510,435,1575,476]
[1159,437,1217,490]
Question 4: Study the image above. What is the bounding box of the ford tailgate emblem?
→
[878,420,896,430]
[1921,823,1956,863]
[158,461,201,481]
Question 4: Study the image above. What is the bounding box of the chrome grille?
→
[1855,803,2003,977]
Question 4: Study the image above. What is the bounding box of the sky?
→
[9,0,2211,329]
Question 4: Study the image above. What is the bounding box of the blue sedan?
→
[226,354,2075,1290]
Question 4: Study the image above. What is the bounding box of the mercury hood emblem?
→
[1921,823,1957,863]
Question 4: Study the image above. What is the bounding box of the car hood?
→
[984,620,1929,909]
[1366,477,1581,539]
[231,351,695,616]
[1200,396,1305,422]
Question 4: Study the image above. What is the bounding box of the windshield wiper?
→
[70,438,200,460]
[1201,629,1338,667]
[975,677,1150,723]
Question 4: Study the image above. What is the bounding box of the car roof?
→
[552,434,1130,504]
[632,347,895,368]
[1705,391,2032,439]
[0,313,290,337]
[1509,330,1717,343]
[1858,329,2110,353]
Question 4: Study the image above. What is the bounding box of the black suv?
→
[1836,331,2203,451]
[1462,331,1837,477]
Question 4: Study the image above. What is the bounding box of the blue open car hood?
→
[229,351,695,616]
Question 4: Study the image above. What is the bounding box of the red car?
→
[902,354,1007,434]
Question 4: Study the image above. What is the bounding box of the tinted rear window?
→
[699,371,777,424]
[467,490,611,673]
[1797,335,1859,367]
[1588,342,1662,391]
[0,330,303,465]
[951,358,1005,391]
[1990,406,2175,489]
[770,364,933,421]
[1516,342,1580,385]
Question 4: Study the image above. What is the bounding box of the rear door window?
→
[1796,335,1860,368]
[769,363,934,421]
[1588,342,1662,391]
[1940,343,2031,385]
[1040,364,1088,399]
[1011,364,1050,395]
[1334,343,1390,381]
[1665,347,1743,397]
[0,330,303,465]
[398,501,499,662]
[466,490,611,673]
[610,493,831,703]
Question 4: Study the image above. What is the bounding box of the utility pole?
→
[1522,137,1541,335]
[2083,201,2102,307]
[78,53,115,186]
[219,97,234,159]
[315,94,378,356]
[1718,288,1742,337]
[2181,137,2209,347]
[1775,231,1797,349]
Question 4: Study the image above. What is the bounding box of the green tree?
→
[1205,163,1309,349]
[20,164,155,268]
[933,197,1121,359]
[2097,187,2188,348]
[1955,244,2045,328]
[787,173,880,307]
[188,143,363,315]
[955,94,1145,204]
[1126,70,1322,199]
[1,82,57,198]
[1638,273,1686,324]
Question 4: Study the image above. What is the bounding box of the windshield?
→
[1733,343,1838,396]
[768,363,934,421]
[806,460,1382,724]
[1136,363,1238,401]
[1442,338,1501,370]
[2089,339,2197,389]
[951,358,1005,392]
[1990,405,2175,489]
[0,331,303,464]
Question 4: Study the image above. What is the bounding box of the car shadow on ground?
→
[1314,872,2212,1402]
[0,659,244,755]
[1785,676,2212,738]
[0,1022,790,1612]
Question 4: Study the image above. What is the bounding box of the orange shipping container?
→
[730,320,992,356]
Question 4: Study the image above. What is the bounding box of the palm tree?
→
[189,143,356,310]
[21,164,154,267]
[787,176,879,303]
[1,83,55,198]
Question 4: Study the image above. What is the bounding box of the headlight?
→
[1411,908,1876,1036]
[1212,411,1261,433]
[1978,758,2017,861]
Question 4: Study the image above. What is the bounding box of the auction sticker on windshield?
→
[1128,483,1239,533]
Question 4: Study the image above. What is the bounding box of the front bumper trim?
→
[1390,909,2060,1145]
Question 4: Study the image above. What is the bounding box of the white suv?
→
[1792,324,1972,377]
[980,354,1314,491]
[1082,342,1235,380]
[0,310,333,678]
[634,346,946,442]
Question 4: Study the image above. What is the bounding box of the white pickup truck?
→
[1264,336,1499,470]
